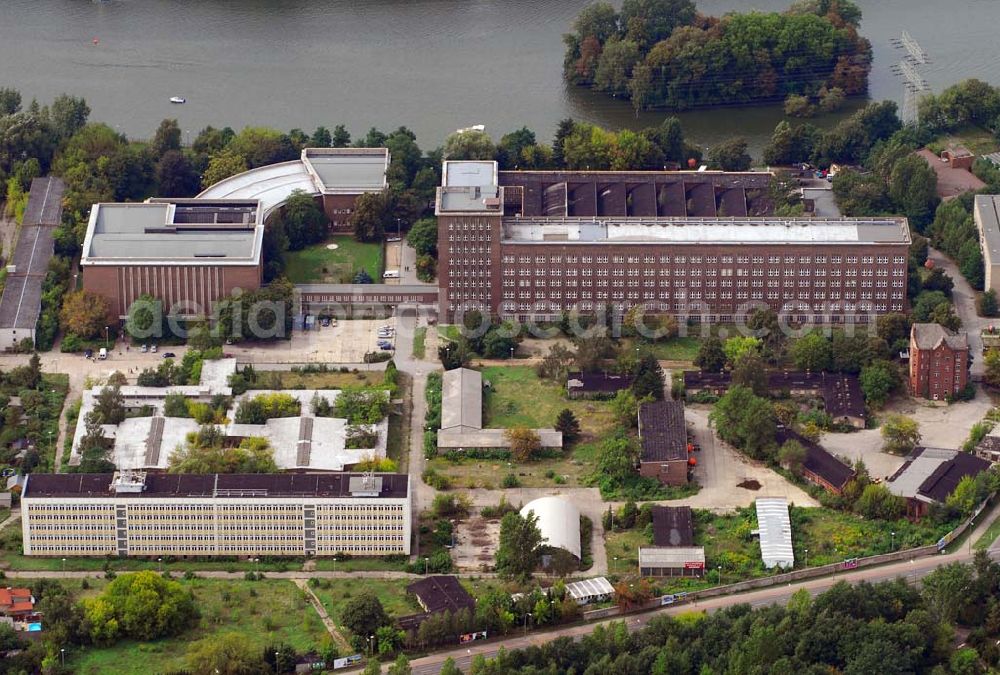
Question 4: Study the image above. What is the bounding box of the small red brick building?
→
[909,323,969,400]
[638,400,689,486]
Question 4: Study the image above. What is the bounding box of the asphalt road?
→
[406,545,1000,675]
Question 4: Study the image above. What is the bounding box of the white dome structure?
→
[520,497,581,559]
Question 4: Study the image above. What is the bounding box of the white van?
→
[382,270,400,279]
[98,347,108,360]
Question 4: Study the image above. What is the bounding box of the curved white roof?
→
[197,160,317,217]
[520,497,581,559]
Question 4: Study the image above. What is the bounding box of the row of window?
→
[502,290,903,301]
[502,254,905,265]
[496,266,904,278]
[488,301,903,314]
[499,279,903,289]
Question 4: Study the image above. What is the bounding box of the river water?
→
[2,0,999,153]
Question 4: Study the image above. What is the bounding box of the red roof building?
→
[0,588,34,617]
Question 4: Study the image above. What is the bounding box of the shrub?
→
[502,473,520,488]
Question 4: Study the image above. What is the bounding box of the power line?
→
[890,31,930,125]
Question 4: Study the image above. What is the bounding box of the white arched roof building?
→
[520,497,581,559]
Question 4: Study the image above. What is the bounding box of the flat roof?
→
[503,217,911,245]
[82,199,263,265]
[974,196,1000,264]
[638,546,706,568]
[443,161,497,188]
[23,472,409,499]
[756,498,794,569]
[302,148,389,193]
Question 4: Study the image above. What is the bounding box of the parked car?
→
[140,344,148,353]
[162,352,176,359]
[320,318,331,327]
[84,349,93,359]
[98,348,108,360]
[151,344,158,353]
[379,344,394,351]
[223,352,234,358]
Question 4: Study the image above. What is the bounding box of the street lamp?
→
[61,558,66,572]
[613,556,618,574]
[718,565,722,585]
[368,635,375,657]
[524,612,532,635]
[424,556,429,575]
[60,648,65,667]
[450,520,456,548]
[804,549,809,569]
[158,557,163,572]
[104,326,109,349]
[509,346,514,360]
[891,531,895,551]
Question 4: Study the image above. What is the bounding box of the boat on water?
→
[169,96,186,104]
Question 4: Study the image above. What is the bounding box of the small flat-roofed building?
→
[566,371,633,399]
[755,498,794,569]
[21,471,411,557]
[638,400,689,486]
[638,506,705,577]
[888,446,991,518]
[520,497,581,560]
[974,195,1000,296]
[909,323,969,400]
[81,199,264,319]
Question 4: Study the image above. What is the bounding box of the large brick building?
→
[909,323,969,400]
[435,161,911,323]
[81,198,264,319]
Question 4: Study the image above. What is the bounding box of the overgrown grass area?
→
[927,124,1000,156]
[632,337,701,362]
[36,373,70,472]
[606,506,957,585]
[309,579,419,628]
[974,507,1000,550]
[247,369,383,390]
[284,235,383,284]
[437,325,463,342]
[60,397,82,470]
[412,327,427,359]
[0,508,10,524]
[480,366,614,435]
[70,579,330,675]
[310,557,410,572]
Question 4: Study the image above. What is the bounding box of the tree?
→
[853,482,905,520]
[876,313,912,353]
[922,562,975,624]
[280,189,327,250]
[631,354,665,400]
[731,352,767,396]
[82,571,197,643]
[595,432,639,482]
[351,190,394,242]
[186,632,267,675]
[93,385,126,425]
[59,290,110,339]
[407,217,438,257]
[439,657,464,675]
[859,360,899,408]
[985,349,1000,388]
[978,289,998,317]
[387,654,412,675]
[169,435,278,474]
[506,427,542,462]
[881,414,920,455]
[763,121,818,166]
[443,129,495,160]
[790,333,833,372]
[151,118,182,156]
[694,336,726,372]
[573,334,617,371]
[0,87,21,115]
[201,151,248,189]
[332,124,351,147]
[778,440,806,475]
[554,409,581,443]
[723,336,761,366]
[609,388,640,427]
[594,39,642,97]
[438,339,472,370]
[156,150,200,197]
[310,126,332,147]
[50,94,91,139]
[783,95,815,118]
[707,137,752,171]
[341,592,390,638]
[709,385,776,460]
[496,510,544,579]
[620,0,696,46]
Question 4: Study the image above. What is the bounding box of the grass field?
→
[284,236,384,284]
[634,337,701,362]
[412,327,427,359]
[309,579,420,631]
[37,373,70,472]
[927,125,1000,157]
[70,579,329,675]
[248,369,383,390]
[974,503,1000,550]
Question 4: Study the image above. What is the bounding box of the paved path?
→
[294,579,351,650]
[0,509,18,532]
[928,247,988,380]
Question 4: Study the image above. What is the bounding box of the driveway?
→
[928,247,988,380]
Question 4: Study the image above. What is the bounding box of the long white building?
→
[21,471,410,557]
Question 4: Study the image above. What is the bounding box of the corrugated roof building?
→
[755,498,794,569]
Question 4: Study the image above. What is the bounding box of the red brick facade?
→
[639,459,689,486]
[909,324,969,400]
[437,213,910,323]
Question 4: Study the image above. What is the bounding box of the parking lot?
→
[226,318,398,364]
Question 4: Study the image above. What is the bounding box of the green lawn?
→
[974,505,1000,550]
[412,327,427,359]
[634,337,702,362]
[0,508,10,524]
[37,373,70,472]
[480,366,615,435]
[311,557,410,573]
[71,579,329,675]
[927,124,1000,157]
[284,236,384,284]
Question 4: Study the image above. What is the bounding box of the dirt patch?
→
[737,479,762,491]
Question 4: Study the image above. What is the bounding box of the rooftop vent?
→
[349,471,383,497]
[110,469,147,494]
